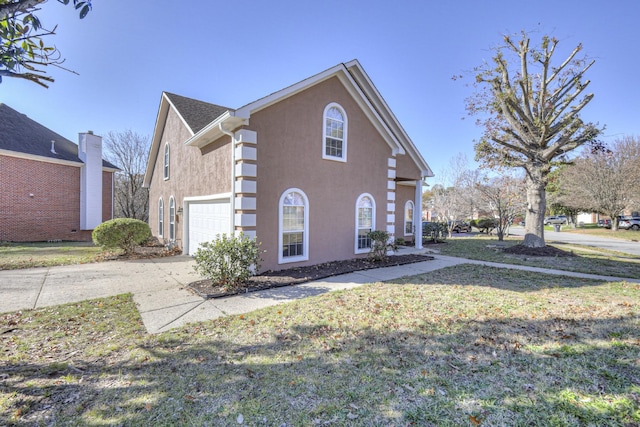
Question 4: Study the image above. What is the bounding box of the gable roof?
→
[163,92,230,134]
[143,60,433,186]
[0,103,118,170]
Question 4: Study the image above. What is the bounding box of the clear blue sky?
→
[3,0,638,184]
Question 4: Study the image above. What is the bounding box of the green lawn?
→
[435,235,640,279]
[0,241,108,270]
[2,265,639,425]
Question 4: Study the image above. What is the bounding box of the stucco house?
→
[143,60,433,272]
[0,103,118,242]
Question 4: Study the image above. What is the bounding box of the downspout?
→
[219,123,236,235]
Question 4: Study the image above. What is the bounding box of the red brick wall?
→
[102,171,114,222]
[0,155,93,241]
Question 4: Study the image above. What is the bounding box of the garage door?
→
[188,200,231,254]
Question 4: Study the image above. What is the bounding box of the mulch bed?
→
[503,244,574,257]
[188,253,434,299]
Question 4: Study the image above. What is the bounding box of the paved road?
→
[508,226,640,256]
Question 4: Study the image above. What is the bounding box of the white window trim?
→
[355,193,376,254]
[404,200,414,236]
[163,143,170,180]
[169,196,176,241]
[158,198,164,237]
[278,188,309,265]
[322,102,348,162]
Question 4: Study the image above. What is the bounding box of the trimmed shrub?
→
[367,230,398,262]
[422,222,448,243]
[193,233,262,291]
[92,218,151,254]
[475,218,498,234]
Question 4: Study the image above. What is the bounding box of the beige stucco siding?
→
[148,107,232,246]
[250,77,396,271]
[394,184,418,242]
[395,150,422,181]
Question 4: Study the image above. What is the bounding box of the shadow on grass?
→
[2,311,638,425]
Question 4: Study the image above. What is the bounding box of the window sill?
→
[278,255,309,265]
[322,155,347,163]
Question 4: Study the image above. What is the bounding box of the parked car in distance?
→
[448,220,471,233]
[604,216,637,229]
[619,217,640,230]
[544,215,567,225]
[597,219,610,227]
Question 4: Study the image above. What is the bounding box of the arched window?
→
[163,143,170,180]
[158,198,164,237]
[169,196,176,241]
[404,200,414,235]
[355,194,375,253]
[322,103,347,161]
[279,188,309,264]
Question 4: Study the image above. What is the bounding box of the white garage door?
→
[188,200,231,255]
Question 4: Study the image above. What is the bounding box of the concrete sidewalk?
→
[1,252,637,334]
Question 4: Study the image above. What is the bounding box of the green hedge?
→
[92,218,151,254]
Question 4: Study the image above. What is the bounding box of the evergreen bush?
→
[92,218,151,254]
[193,233,262,291]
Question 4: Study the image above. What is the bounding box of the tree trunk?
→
[523,168,546,248]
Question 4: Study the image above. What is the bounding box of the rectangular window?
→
[357,228,371,250]
[282,205,304,258]
[282,232,304,258]
[163,144,170,180]
[325,138,343,157]
[169,203,175,240]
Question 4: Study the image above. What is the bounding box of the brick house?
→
[143,60,433,272]
[0,104,118,242]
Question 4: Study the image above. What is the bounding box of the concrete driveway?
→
[0,252,469,333]
[2,247,638,334]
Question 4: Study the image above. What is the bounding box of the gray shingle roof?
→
[164,92,231,134]
[0,103,118,169]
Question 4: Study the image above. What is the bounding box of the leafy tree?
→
[467,32,603,247]
[0,0,91,87]
[103,130,150,222]
[555,136,640,230]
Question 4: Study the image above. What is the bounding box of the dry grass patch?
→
[1,266,639,425]
[0,242,105,270]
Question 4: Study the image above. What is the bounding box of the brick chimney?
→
[78,131,103,230]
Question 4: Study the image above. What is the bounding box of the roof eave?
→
[184,112,247,148]
[143,94,174,188]
[344,60,434,178]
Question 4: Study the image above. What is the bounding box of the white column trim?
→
[415,180,423,249]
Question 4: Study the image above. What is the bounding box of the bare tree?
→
[466,32,603,248]
[103,130,150,221]
[476,173,527,240]
[430,154,480,236]
[556,136,640,230]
